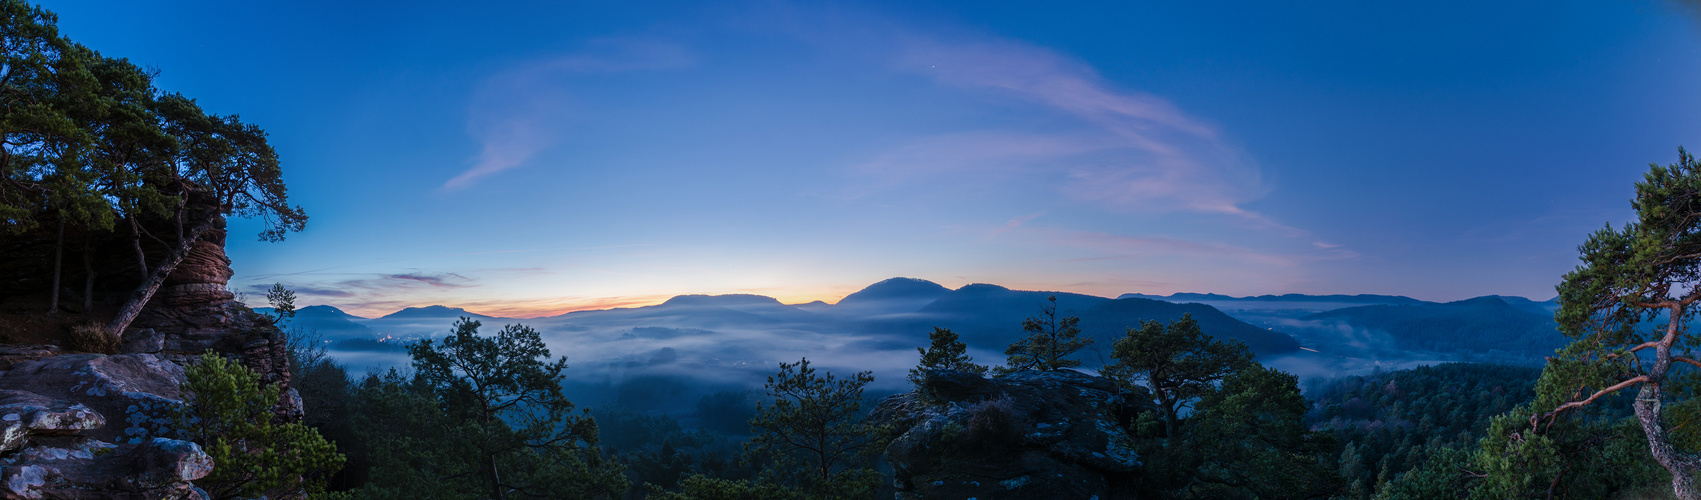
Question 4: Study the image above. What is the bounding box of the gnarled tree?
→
[1532,147,1701,499]
[104,92,306,336]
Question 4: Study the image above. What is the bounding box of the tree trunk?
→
[82,235,95,312]
[490,455,504,500]
[127,216,147,280]
[1636,382,1700,500]
[1639,307,1701,500]
[106,215,219,337]
[48,217,62,314]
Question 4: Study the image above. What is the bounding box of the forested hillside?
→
[1309,363,1540,496]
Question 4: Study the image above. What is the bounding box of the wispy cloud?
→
[378,272,474,288]
[986,211,1046,238]
[850,33,1268,218]
[443,39,694,190]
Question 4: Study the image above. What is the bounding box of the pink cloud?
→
[872,35,1266,217]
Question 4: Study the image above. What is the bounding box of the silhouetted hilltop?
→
[831,277,952,315]
[377,305,498,321]
[265,305,377,340]
[298,304,367,320]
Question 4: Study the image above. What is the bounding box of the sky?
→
[36,0,1701,318]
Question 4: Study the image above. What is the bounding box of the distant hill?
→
[260,305,379,341]
[547,293,819,329]
[1120,292,1427,314]
[1080,298,1300,354]
[829,277,952,316]
[376,305,498,321]
[1303,296,1564,357]
[362,305,515,339]
[1120,292,1424,305]
[868,284,1299,356]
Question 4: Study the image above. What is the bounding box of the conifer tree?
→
[909,327,986,388]
[747,358,888,500]
[1103,314,1252,438]
[350,318,626,500]
[177,352,345,500]
[1000,295,1091,373]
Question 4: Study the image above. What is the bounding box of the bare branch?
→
[1534,375,1650,428]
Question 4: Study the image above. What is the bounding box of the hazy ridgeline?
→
[270,277,1568,426]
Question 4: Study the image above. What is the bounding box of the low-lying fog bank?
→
[289,278,1568,421]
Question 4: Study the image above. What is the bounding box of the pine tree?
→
[747,358,888,500]
[176,352,345,500]
[1000,295,1091,373]
[908,327,986,388]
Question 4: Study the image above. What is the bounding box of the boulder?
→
[0,354,185,444]
[118,330,162,355]
[0,391,105,453]
[1,436,212,500]
[871,369,1148,500]
[0,346,63,372]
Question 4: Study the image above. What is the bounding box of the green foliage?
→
[908,327,986,389]
[1376,446,1474,500]
[351,318,627,500]
[1310,363,1540,495]
[1107,316,1338,498]
[695,390,760,436]
[1104,313,1252,438]
[1000,295,1092,373]
[1508,147,1701,497]
[1,0,83,232]
[1467,405,1666,499]
[645,475,799,500]
[1,0,306,239]
[747,358,888,500]
[267,282,297,324]
[177,352,344,500]
[590,406,756,497]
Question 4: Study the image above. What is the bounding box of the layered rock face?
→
[0,354,212,499]
[130,223,238,352]
[872,369,1148,500]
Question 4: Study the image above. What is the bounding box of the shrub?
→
[177,352,345,500]
[65,322,117,354]
[963,394,1028,446]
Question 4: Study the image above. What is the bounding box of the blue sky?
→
[38,0,1701,317]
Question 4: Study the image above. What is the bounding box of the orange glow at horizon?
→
[324,289,861,320]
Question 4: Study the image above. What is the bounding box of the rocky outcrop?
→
[871,369,1149,500]
[130,222,238,353]
[0,186,290,499]
[0,354,210,500]
[3,436,212,500]
[0,354,186,445]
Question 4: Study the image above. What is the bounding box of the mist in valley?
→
[278,278,1569,426]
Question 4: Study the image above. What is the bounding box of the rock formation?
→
[0,354,212,499]
[0,192,298,498]
[871,369,1149,500]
